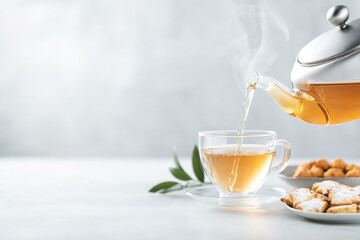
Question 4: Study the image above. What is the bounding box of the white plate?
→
[278,165,360,188]
[186,184,286,207]
[286,205,360,223]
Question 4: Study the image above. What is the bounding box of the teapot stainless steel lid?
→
[297,5,360,67]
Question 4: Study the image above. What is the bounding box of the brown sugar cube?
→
[323,168,345,178]
[346,168,360,177]
[313,159,330,171]
[310,165,324,178]
[293,164,312,178]
[345,164,360,172]
[330,158,347,170]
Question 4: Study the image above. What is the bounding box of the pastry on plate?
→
[328,187,360,205]
[295,198,328,213]
[280,194,293,207]
[311,180,341,195]
[353,185,360,194]
[313,159,330,171]
[326,204,358,213]
[292,159,360,178]
[309,165,324,178]
[323,168,345,178]
[281,180,360,214]
[330,158,347,170]
[346,164,360,172]
[346,168,360,177]
[293,164,312,178]
[289,188,316,207]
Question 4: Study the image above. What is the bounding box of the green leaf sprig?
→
[149,145,207,194]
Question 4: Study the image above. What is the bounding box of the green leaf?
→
[159,184,184,193]
[172,152,193,180]
[192,145,204,182]
[170,167,192,181]
[149,181,180,193]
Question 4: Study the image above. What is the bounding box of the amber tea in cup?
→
[198,130,291,197]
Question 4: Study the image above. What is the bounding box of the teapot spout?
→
[248,72,330,125]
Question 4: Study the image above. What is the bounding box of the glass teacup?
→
[198,130,291,197]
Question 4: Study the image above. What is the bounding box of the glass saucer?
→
[186,184,286,207]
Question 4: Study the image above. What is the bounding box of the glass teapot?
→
[250,5,360,125]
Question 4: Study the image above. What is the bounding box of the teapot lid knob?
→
[327,5,349,28]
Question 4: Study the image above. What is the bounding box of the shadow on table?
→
[301,218,360,225]
[215,207,360,225]
[213,203,287,216]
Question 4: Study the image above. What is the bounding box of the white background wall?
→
[0,0,359,158]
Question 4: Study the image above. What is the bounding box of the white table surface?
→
[0,157,359,240]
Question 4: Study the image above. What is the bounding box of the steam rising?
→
[227,0,289,92]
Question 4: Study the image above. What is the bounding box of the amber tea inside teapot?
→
[250,5,360,125]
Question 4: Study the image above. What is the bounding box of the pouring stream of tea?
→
[227,82,256,192]
[225,0,289,193]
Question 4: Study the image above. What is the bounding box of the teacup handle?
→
[270,139,291,175]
